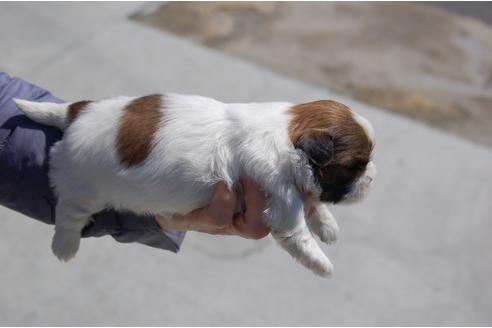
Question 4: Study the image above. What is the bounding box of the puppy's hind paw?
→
[51,229,80,262]
[308,256,334,278]
[276,229,334,278]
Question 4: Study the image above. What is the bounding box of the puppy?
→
[14,94,375,277]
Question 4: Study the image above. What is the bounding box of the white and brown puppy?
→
[14,94,375,277]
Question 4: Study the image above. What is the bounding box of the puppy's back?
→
[51,94,233,215]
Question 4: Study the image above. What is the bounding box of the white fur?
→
[352,111,375,143]
[15,94,374,277]
[339,160,376,205]
[307,203,339,244]
[13,98,69,129]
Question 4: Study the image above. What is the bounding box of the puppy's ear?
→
[294,131,334,166]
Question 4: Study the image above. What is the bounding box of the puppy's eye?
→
[348,161,367,171]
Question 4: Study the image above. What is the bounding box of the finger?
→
[201,226,236,235]
[232,213,270,239]
[242,178,267,212]
[161,183,238,234]
[242,178,268,226]
[164,209,201,231]
[204,182,237,229]
[233,178,271,239]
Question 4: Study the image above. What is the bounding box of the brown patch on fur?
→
[288,100,372,166]
[67,101,92,124]
[289,100,374,203]
[116,94,163,167]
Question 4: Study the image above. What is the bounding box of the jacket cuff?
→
[83,209,186,252]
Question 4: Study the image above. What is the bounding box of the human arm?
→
[0,72,270,252]
[0,72,184,251]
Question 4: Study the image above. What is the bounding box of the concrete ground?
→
[428,2,492,26]
[1,2,492,326]
[135,2,492,148]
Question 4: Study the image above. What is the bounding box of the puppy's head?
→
[289,100,375,204]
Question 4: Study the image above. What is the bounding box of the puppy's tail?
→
[13,98,79,130]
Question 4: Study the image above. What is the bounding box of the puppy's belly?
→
[50,145,220,219]
[50,105,236,219]
[106,179,216,217]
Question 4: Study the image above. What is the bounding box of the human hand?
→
[155,178,271,239]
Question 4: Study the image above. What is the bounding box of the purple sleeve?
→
[0,72,185,252]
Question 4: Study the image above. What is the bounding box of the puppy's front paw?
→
[51,229,80,262]
[317,222,339,244]
[308,205,339,245]
[308,216,339,244]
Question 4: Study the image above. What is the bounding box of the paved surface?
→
[1,2,492,326]
[135,2,492,148]
[428,2,492,26]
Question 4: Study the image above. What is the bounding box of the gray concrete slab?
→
[1,3,492,326]
[0,2,144,75]
[428,2,492,27]
[133,2,492,148]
